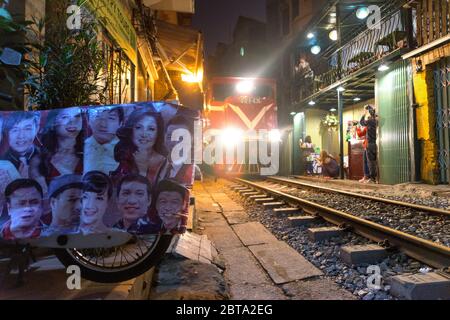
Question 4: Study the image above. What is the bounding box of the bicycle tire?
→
[53,234,173,283]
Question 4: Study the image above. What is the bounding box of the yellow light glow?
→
[181,72,202,83]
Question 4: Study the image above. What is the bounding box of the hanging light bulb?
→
[307,32,315,39]
[311,45,321,55]
[356,7,370,20]
[329,30,338,41]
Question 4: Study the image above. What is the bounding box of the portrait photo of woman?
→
[112,109,166,185]
[78,171,112,235]
[36,107,84,185]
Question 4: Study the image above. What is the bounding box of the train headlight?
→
[269,129,281,142]
[221,127,244,147]
[235,81,255,94]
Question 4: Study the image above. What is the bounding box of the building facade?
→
[267,0,448,185]
[0,0,203,110]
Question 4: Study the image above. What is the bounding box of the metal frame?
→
[433,58,450,184]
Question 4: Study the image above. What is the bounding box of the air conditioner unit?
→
[143,0,195,13]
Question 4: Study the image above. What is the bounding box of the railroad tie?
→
[307,227,344,242]
[242,191,260,197]
[273,207,302,215]
[254,197,275,203]
[238,188,254,194]
[248,194,267,200]
[288,216,319,227]
[262,201,285,209]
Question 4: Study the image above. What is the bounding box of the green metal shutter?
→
[293,112,306,175]
[376,60,411,185]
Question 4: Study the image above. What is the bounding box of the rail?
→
[234,178,450,270]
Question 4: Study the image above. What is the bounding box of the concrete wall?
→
[305,108,327,151]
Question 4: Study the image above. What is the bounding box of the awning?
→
[156,20,201,75]
[156,20,204,108]
[144,0,194,13]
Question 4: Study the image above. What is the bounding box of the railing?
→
[292,10,409,104]
[320,11,406,89]
[416,0,450,47]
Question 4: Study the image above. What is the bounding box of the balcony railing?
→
[318,11,406,89]
[293,10,409,104]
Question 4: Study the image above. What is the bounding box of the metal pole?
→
[338,90,345,179]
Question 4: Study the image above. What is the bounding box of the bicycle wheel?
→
[54,233,173,283]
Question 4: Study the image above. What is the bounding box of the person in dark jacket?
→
[359,105,378,183]
[318,151,339,178]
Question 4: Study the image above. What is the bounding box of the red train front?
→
[203,77,279,175]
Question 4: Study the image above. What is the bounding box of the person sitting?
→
[317,151,339,179]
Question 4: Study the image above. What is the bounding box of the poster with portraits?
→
[0,102,199,240]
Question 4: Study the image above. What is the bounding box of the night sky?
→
[192,0,266,57]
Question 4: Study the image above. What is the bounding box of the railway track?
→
[268,176,450,216]
[231,177,450,271]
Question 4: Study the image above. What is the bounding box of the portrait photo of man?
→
[153,179,188,234]
[84,106,124,175]
[1,112,40,179]
[1,179,44,240]
[41,174,83,236]
[114,174,154,234]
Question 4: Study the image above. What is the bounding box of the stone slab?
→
[202,225,243,251]
[248,242,323,284]
[340,244,388,266]
[307,227,344,242]
[232,222,279,246]
[149,256,230,300]
[222,210,249,225]
[389,272,450,300]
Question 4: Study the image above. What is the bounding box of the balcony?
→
[292,1,413,108]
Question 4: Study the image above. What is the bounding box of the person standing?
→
[359,105,378,183]
[356,123,370,183]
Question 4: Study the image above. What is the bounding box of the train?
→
[203,76,278,176]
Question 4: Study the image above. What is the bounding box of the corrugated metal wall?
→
[279,130,294,176]
[293,112,306,175]
[376,60,412,184]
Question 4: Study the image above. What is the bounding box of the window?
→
[102,33,136,104]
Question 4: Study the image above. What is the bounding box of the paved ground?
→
[194,180,356,300]
[0,255,153,300]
